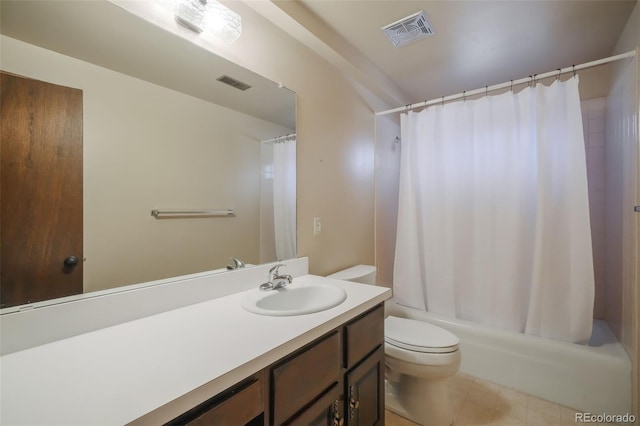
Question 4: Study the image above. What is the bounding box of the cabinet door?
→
[345,346,384,426]
[283,383,344,426]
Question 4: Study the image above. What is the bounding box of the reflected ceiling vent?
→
[381,10,435,48]
[216,75,252,91]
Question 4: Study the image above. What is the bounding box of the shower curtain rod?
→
[376,49,637,116]
[262,132,297,144]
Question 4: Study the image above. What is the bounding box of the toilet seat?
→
[385,316,459,354]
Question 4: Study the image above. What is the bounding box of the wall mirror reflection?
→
[0,0,297,311]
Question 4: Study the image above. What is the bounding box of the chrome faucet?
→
[259,264,292,291]
[226,257,246,270]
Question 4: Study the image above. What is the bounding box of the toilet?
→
[327,265,461,426]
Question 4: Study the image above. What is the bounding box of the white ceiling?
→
[2,0,636,116]
[264,0,637,108]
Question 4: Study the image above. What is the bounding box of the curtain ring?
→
[529,75,533,87]
[510,80,513,92]
[572,65,576,77]
[533,74,538,86]
[441,96,445,107]
[556,68,561,81]
[463,91,466,102]
[405,104,410,114]
[485,86,488,97]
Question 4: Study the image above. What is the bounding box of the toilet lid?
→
[385,316,459,354]
[326,265,376,281]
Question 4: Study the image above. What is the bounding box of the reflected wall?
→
[2,35,292,293]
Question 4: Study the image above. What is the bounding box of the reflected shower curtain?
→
[394,77,595,344]
[273,139,297,260]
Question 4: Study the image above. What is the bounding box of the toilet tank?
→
[327,265,376,285]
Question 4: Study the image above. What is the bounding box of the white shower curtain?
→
[394,77,595,344]
[273,139,297,260]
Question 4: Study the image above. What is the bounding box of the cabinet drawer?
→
[344,304,384,368]
[284,383,342,426]
[272,331,342,424]
[168,376,264,426]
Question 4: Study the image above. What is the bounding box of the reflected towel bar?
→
[151,209,235,218]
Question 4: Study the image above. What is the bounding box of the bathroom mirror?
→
[0,0,296,311]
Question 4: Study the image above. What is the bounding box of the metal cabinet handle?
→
[348,385,359,420]
[333,399,344,426]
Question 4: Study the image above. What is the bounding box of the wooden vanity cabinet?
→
[274,304,385,426]
[342,306,385,426]
[166,303,385,426]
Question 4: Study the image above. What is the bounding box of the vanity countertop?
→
[0,274,391,425]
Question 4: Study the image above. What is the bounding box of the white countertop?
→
[0,274,391,425]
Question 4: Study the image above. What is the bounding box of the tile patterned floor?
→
[385,373,620,426]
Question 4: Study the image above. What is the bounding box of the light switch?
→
[313,217,322,236]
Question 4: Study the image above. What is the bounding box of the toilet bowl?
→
[327,265,461,426]
[385,315,461,426]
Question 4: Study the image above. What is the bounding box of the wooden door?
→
[1,72,83,308]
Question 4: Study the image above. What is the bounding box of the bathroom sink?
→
[241,284,347,316]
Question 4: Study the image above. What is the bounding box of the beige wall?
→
[1,35,291,292]
[205,1,376,276]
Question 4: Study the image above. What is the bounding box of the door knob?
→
[63,256,79,267]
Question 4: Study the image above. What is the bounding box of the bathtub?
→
[385,301,632,415]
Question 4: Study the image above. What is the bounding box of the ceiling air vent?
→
[216,75,252,91]
[381,10,435,48]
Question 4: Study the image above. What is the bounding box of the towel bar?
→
[150,209,235,218]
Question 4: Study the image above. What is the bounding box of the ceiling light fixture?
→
[174,0,241,44]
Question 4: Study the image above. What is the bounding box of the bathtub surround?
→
[609,4,640,418]
[394,77,595,344]
[606,53,639,421]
